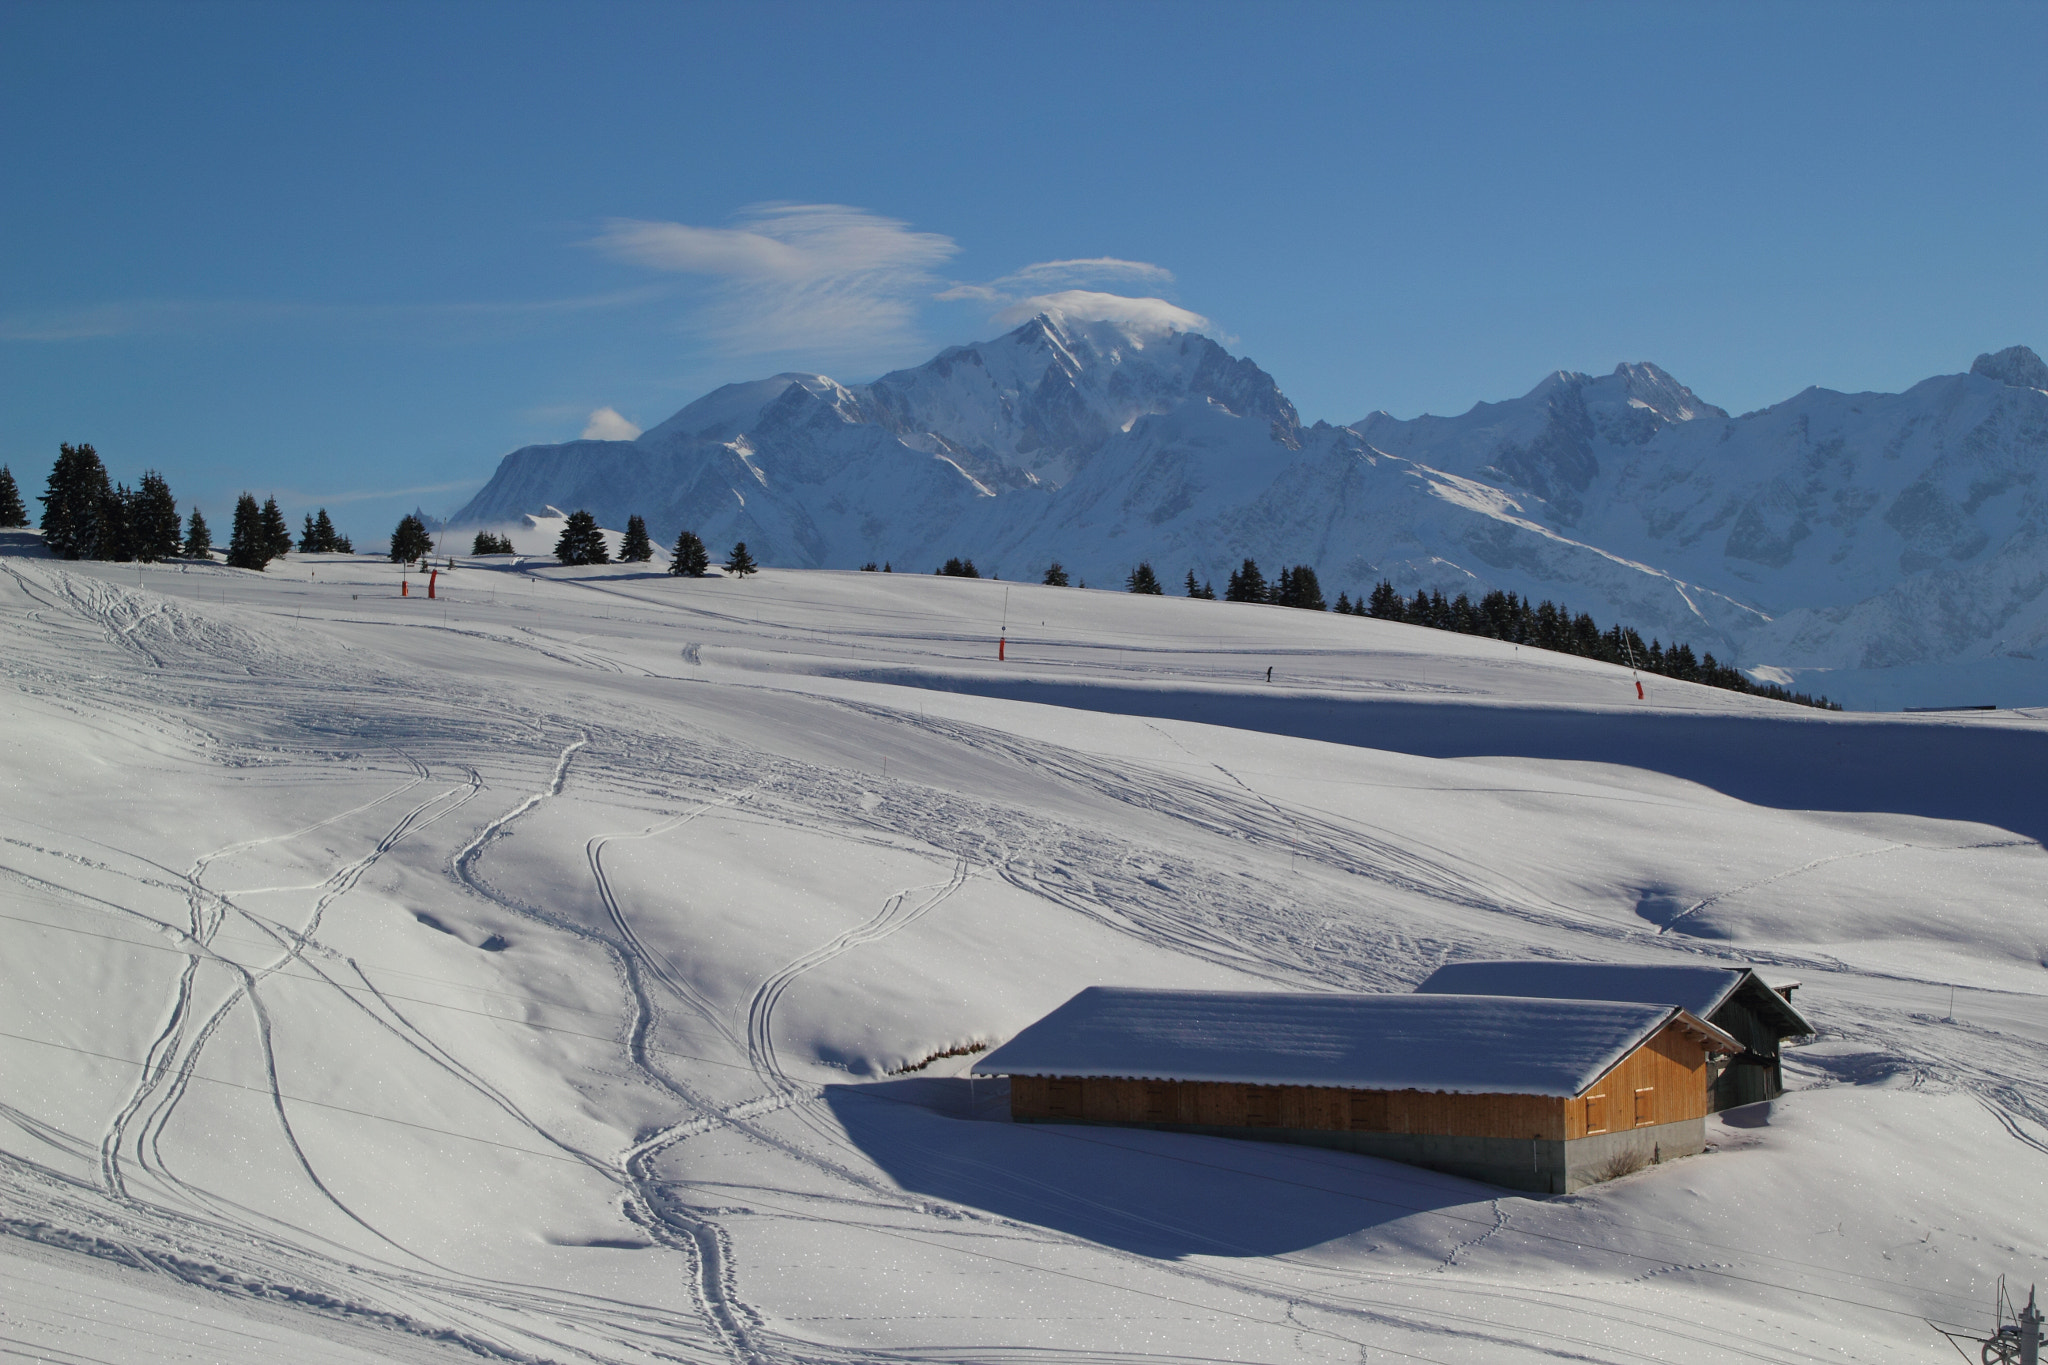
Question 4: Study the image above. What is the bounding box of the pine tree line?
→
[21,442,357,571]
[35,444,186,562]
[1362,580,1840,710]
[298,508,350,554]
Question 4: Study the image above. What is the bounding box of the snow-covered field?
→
[4,532,2045,1364]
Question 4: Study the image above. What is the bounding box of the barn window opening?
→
[1142,1082,1173,1122]
[1634,1088,1655,1127]
[1585,1093,1609,1134]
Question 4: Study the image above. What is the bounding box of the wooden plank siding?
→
[1565,1021,1711,1139]
[1010,1020,1714,1143]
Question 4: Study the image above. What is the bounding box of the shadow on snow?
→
[869,677,2048,846]
[824,1077,1503,1260]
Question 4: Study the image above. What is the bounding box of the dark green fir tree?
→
[1224,557,1267,603]
[133,470,181,562]
[98,481,135,562]
[226,493,269,570]
[0,465,25,528]
[1126,562,1163,594]
[312,508,338,552]
[39,443,112,559]
[553,510,609,565]
[724,540,758,578]
[259,497,292,561]
[619,514,653,563]
[184,507,214,559]
[389,513,434,564]
[1041,561,1070,587]
[668,529,710,576]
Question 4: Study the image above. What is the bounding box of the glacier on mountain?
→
[449,320,2048,708]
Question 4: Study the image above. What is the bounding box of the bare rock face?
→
[1972,345,2048,391]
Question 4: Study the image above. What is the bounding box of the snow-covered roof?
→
[1413,961,1814,1036]
[970,987,1734,1098]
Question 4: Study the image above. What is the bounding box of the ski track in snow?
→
[4,555,2046,1365]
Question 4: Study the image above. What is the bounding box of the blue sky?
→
[3,1,2044,540]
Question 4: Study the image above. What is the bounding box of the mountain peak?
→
[1609,361,1723,424]
[1971,345,2048,391]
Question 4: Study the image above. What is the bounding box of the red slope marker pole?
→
[401,578,409,597]
[428,568,438,600]
[999,635,1006,662]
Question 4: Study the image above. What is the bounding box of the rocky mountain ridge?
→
[449,318,2048,708]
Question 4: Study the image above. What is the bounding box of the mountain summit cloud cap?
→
[993,290,1210,339]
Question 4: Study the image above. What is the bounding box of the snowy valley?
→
[452,314,2048,711]
[3,533,2045,1364]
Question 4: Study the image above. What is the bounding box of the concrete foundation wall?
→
[1015,1115,1707,1195]
[1562,1118,1706,1191]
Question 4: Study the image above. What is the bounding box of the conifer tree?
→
[1126,562,1163,594]
[724,540,757,578]
[1042,561,1070,587]
[553,510,609,565]
[226,493,269,569]
[300,514,320,553]
[132,471,181,561]
[471,531,513,555]
[39,443,113,559]
[619,514,653,563]
[1224,558,1267,603]
[313,508,338,552]
[97,481,136,562]
[259,497,292,561]
[939,557,979,578]
[389,513,434,564]
[0,465,25,528]
[1183,569,1216,599]
[184,507,213,559]
[1334,592,1351,614]
[334,534,353,554]
[668,529,710,576]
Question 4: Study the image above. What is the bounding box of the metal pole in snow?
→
[2022,1287,2041,1365]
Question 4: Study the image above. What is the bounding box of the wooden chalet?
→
[970,987,1741,1194]
[1412,961,1813,1110]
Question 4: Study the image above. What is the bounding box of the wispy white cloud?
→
[994,258,1177,292]
[937,257,1205,339]
[589,203,959,356]
[933,258,1173,303]
[992,289,1211,337]
[580,406,642,440]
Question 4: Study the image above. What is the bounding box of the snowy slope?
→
[5,531,2046,1363]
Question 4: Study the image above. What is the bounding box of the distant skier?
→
[1266,665,1272,682]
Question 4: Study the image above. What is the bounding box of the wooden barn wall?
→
[1008,1021,1715,1142]
[1010,1074,1567,1140]
[1565,1024,1710,1140]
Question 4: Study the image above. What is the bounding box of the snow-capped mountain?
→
[450,319,2048,707]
